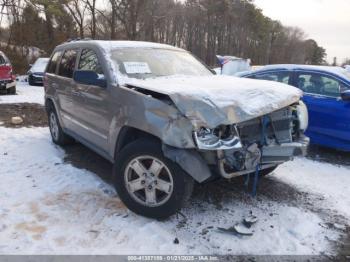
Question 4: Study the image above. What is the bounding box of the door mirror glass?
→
[341,90,350,101]
[73,70,106,88]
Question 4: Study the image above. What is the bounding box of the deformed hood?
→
[123,75,302,128]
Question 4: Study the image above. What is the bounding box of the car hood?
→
[123,75,302,128]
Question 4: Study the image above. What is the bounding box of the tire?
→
[28,77,34,86]
[113,139,194,219]
[8,86,16,94]
[47,104,74,146]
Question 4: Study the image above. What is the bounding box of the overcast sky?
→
[254,0,350,64]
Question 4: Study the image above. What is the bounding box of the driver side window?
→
[78,49,104,75]
[297,73,341,97]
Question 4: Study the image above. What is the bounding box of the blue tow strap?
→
[245,116,269,197]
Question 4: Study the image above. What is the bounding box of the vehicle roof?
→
[240,64,350,82]
[55,40,184,52]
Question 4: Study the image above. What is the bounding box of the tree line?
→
[0,0,327,73]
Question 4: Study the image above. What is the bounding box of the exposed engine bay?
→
[193,104,309,179]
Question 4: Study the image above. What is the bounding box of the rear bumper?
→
[0,79,16,91]
[29,74,44,84]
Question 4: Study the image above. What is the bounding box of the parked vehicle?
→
[238,65,350,151]
[44,41,309,219]
[0,51,16,94]
[216,55,251,75]
[27,57,49,86]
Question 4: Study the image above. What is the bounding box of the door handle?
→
[72,90,85,98]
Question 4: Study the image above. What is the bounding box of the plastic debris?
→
[243,215,258,228]
[217,223,254,236]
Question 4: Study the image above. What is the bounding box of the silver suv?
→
[44,40,309,219]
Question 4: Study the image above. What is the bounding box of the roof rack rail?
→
[65,37,92,43]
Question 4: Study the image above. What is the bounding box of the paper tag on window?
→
[123,62,151,74]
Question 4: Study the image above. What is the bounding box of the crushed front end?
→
[193,102,309,179]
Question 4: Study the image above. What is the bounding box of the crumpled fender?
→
[162,144,212,183]
[107,85,196,159]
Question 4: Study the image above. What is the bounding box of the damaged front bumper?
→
[217,135,309,179]
[192,105,310,179]
[261,135,309,163]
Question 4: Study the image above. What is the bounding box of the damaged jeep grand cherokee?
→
[44,40,309,219]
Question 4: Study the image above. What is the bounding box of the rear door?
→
[55,49,79,130]
[71,48,110,151]
[293,71,350,149]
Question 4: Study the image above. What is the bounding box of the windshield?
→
[31,58,49,72]
[111,48,213,79]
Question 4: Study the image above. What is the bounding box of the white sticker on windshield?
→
[123,62,151,74]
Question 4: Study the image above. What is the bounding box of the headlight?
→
[296,101,309,131]
[193,126,242,150]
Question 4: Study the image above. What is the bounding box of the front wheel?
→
[113,139,194,219]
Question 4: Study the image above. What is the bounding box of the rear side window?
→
[0,55,6,65]
[47,51,62,74]
[254,71,291,84]
[58,49,78,78]
[78,49,103,74]
[297,73,341,97]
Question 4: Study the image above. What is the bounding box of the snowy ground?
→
[0,81,349,256]
[0,80,44,105]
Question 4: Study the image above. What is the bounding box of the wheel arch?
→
[113,126,213,183]
[114,126,161,159]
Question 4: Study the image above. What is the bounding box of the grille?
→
[237,107,293,146]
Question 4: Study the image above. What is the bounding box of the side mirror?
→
[341,90,350,101]
[73,70,106,88]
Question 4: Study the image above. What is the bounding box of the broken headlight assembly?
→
[296,101,309,131]
[193,125,242,150]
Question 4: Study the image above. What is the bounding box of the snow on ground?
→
[0,80,44,105]
[275,159,350,218]
[0,80,348,255]
[0,127,346,255]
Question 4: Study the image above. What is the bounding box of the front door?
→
[71,48,110,152]
[294,71,350,150]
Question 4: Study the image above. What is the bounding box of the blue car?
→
[238,65,350,151]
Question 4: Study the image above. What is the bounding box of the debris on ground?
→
[243,214,258,228]
[0,103,47,128]
[10,116,23,125]
[217,223,254,236]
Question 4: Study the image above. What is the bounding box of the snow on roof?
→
[58,40,183,52]
[257,64,350,80]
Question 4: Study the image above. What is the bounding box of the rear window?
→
[47,51,62,74]
[58,49,78,78]
[0,55,6,65]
